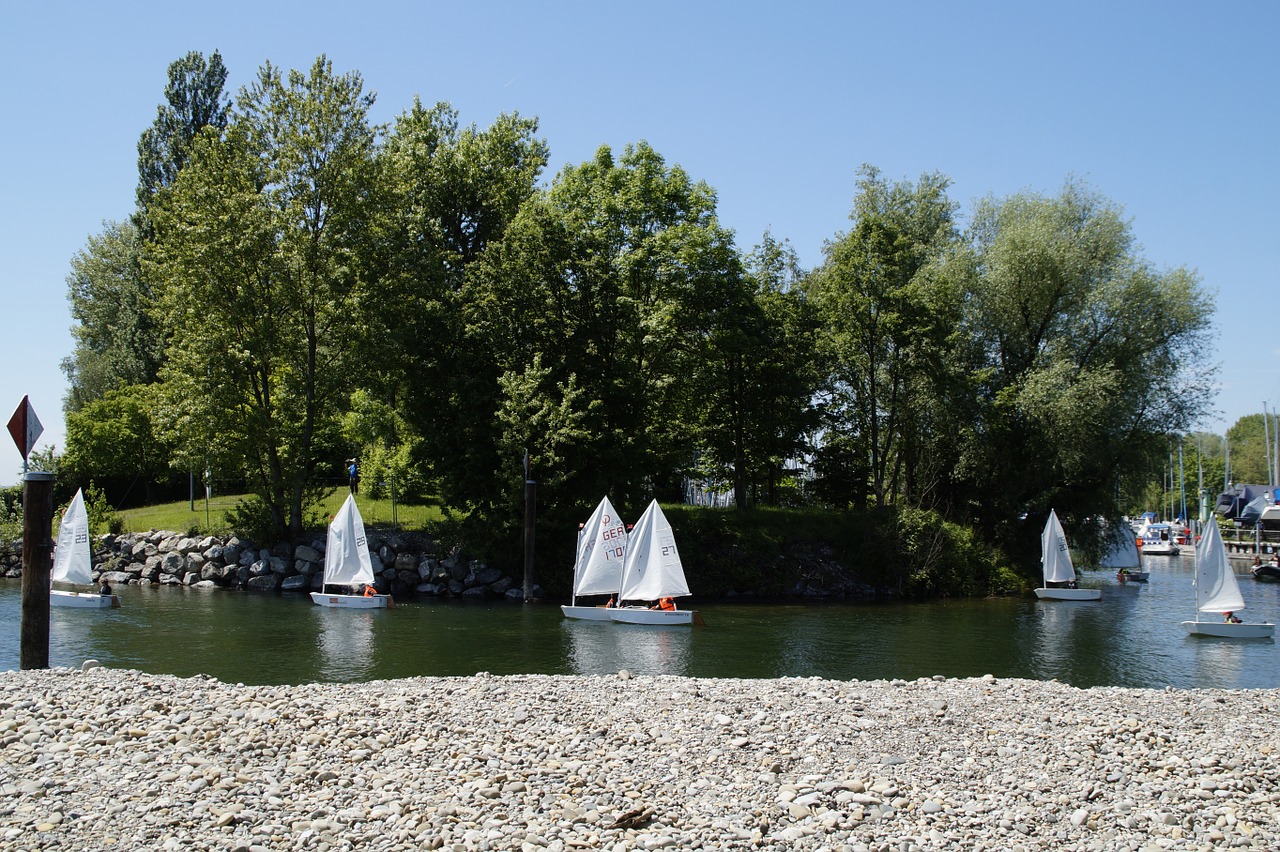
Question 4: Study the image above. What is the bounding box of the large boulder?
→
[246,574,281,591]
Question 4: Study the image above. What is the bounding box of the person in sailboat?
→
[649,597,676,611]
[363,583,377,597]
[99,579,112,596]
[1223,611,1242,624]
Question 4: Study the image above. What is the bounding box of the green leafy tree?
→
[372,101,549,519]
[62,384,177,505]
[696,234,821,508]
[61,220,163,411]
[148,56,380,540]
[1225,413,1275,485]
[945,179,1214,556]
[136,50,230,225]
[808,167,960,509]
[461,142,746,541]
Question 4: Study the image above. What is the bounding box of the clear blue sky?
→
[2,1,1276,485]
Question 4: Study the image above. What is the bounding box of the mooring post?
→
[20,471,55,670]
[523,452,536,601]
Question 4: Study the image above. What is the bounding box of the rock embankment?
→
[1,667,1277,850]
[0,531,526,600]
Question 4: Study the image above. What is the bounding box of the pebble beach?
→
[1,667,1277,851]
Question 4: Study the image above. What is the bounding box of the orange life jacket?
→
[659,597,675,611]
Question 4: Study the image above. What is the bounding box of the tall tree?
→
[696,234,820,508]
[808,167,959,509]
[946,179,1214,555]
[61,220,163,411]
[136,50,230,224]
[460,142,746,535]
[373,101,548,515]
[148,56,380,539]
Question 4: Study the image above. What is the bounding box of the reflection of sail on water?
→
[562,619,691,676]
[1189,638,1245,688]
[313,607,378,681]
[1034,601,1081,673]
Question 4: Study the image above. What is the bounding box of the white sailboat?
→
[609,499,699,625]
[51,488,119,608]
[562,496,628,620]
[1181,520,1273,638]
[1034,509,1101,601]
[310,494,394,608]
[1102,521,1148,582]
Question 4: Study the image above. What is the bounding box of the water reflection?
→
[3,576,1277,688]
[562,618,692,676]
[311,606,379,681]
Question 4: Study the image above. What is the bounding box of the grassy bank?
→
[116,491,443,537]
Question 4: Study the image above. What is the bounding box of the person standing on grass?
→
[347,458,360,495]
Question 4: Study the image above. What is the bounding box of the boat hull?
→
[1034,587,1102,601]
[309,592,394,609]
[1252,565,1280,582]
[50,590,119,609]
[608,606,695,625]
[1117,571,1150,582]
[1181,620,1275,638]
[1139,542,1179,555]
[561,605,616,621]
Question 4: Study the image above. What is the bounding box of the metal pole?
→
[20,471,55,670]
[523,451,536,602]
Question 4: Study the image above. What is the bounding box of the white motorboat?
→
[51,488,119,609]
[1181,521,1273,638]
[1137,521,1179,556]
[1034,509,1101,601]
[310,495,393,608]
[562,496,628,621]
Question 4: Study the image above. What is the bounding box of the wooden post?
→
[19,471,55,670]
[523,452,536,601]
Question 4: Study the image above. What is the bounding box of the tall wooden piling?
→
[19,471,55,670]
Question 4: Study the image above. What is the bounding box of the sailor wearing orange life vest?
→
[363,584,376,597]
[652,597,675,611]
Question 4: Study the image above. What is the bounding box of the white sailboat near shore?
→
[51,488,119,609]
[310,494,393,609]
[562,496,628,621]
[1103,521,1147,582]
[1034,509,1101,601]
[1181,520,1273,638]
[609,500,700,625]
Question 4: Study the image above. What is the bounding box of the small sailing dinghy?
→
[1102,521,1147,582]
[51,488,119,608]
[562,496,628,620]
[310,494,393,608]
[1034,509,1101,601]
[1181,520,1273,638]
[609,499,699,625]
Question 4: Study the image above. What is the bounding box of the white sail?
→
[1041,510,1076,584]
[52,488,93,587]
[574,496,628,596]
[618,500,690,601]
[1193,521,1245,614]
[323,495,375,588]
[1100,522,1140,569]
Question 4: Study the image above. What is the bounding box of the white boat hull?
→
[1181,620,1275,638]
[561,605,616,621]
[1139,542,1179,555]
[1034,587,1102,601]
[310,592,393,609]
[608,606,696,625]
[50,590,120,609]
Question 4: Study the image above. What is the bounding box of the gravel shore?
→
[1,667,1277,851]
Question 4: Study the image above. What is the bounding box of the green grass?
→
[116,490,444,537]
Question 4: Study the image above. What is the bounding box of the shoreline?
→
[2,668,1278,850]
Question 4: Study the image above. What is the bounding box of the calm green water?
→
[3,556,1277,688]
